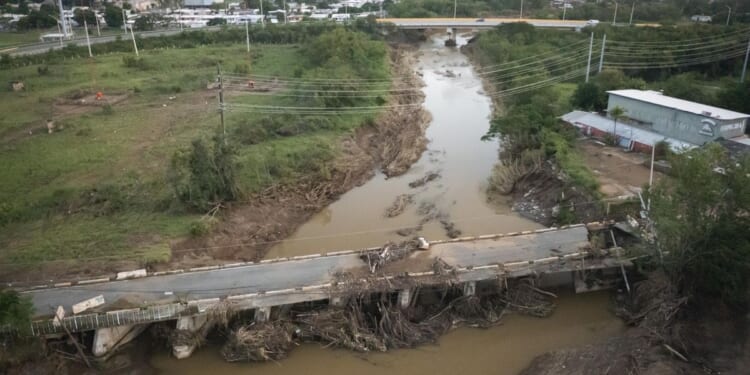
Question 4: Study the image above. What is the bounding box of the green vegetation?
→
[650,144,750,307]
[385,0,749,23]
[0,289,33,334]
[475,24,599,200]
[0,23,392,274]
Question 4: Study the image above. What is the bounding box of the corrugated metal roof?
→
[561,111,697,151]
[607,89,750,121]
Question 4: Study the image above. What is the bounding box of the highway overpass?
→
[378,17,589,29]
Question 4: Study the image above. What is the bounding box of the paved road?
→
[3,27,222,57]
[378,17,588,29]
[26,226,588,316]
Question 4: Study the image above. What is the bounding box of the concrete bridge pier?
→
[330,295,348,307]
[255,307,271,323]
[92,324,148,357]
[463,281,476,296]
[398,289,413,309]
[172,314,215,359]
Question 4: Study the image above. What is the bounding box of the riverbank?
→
[460,33,602,227]
[166,45,431,267]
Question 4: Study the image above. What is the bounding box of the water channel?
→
[150,35,623,374]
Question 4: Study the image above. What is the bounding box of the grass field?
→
[0,36,387,273]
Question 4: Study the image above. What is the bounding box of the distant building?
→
[184,0,224,8]
[691,15,712,23]
[562,89,750,153]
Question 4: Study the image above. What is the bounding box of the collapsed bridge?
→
[20,222,633,359]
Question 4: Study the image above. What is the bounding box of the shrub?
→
[101,104,114,115]
[0,289,33,335]
[36,65,49,76]
[122,56,149,70]
[168,135,239,211]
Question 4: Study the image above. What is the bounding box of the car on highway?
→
[586,19,600,26]
[476,18,485,22]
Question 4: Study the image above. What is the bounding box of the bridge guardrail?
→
[14,224,597,292]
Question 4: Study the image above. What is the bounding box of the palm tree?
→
[609,106,626,145]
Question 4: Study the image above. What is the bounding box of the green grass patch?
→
[543,129,599,194]
[0,31,390,271]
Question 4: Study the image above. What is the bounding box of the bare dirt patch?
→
[577,138,663,198]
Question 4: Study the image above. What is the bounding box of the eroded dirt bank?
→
[167,45,431,266]
[521,275,750,375]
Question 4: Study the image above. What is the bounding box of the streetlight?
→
[520,0,524,19]
[562,1,567,21]
[612,1,618,25]
[453,0,457,19]
[629,1,635,25]
[726,5,731,26]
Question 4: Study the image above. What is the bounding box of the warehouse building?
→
[562,89,750,153]
[606,89,749,146]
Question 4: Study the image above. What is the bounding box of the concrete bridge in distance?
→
[378,17,589,30]
[21,223,632,358]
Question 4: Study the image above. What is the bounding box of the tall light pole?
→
[453,0,457,19]
[726,5,731,26]
[283,0,287,24]
[612,1,618,25]
[562,1,567,21]
[628,1,635,25]
[520,0,524,19]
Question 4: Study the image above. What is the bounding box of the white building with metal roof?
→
[606,89,749,146]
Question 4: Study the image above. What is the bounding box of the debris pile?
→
[221,322,296,362]
[220,280,558,362]
[361,242,415,273]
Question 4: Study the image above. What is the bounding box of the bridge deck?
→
[28,225,589,318]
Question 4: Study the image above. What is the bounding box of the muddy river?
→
[266,36,539,258]
[150,36,623,374]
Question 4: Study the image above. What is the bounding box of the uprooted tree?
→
[650,144,750,307]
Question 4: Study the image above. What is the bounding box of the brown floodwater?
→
[150,291,624,375]
[265,35,540,259]
[148,36,624,374]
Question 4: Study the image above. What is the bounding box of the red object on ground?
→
[95,91,104,100]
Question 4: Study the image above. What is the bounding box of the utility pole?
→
[520,0,524,19]
[726,6,731,26]
[94,11,101,36]
[260,0,265,28]
[585,32,594,83]
[453,0,457,19]
[283,0,287,24]
[84,19,92,57]
[562,1,567,21]
[217,65,226,142]
[612,1,618,25]
[598,34,607,73]
[741,37,750,83]
[57,0,68,38]
[628,1,635,25]
[122,9,128,34]
[129,24,139,57]
[245,20,250,53]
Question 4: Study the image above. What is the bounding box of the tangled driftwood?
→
[220,279,558,362]
[222,322,297,362]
